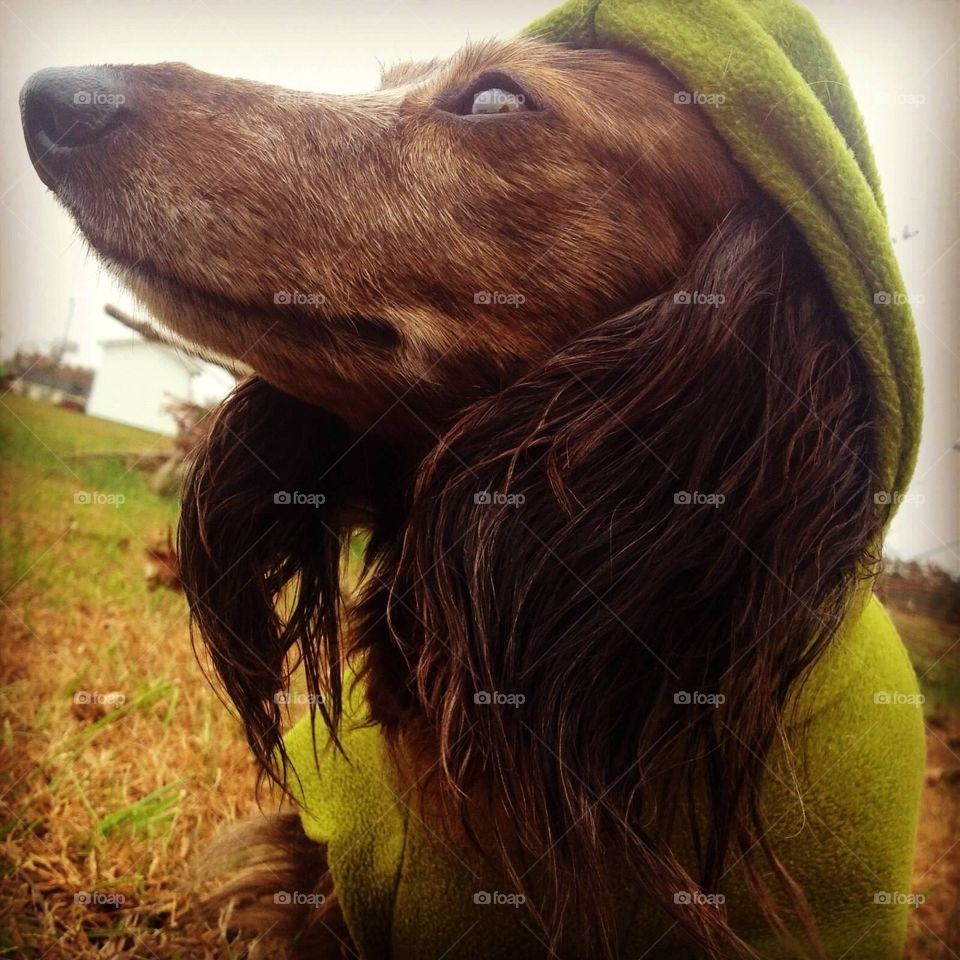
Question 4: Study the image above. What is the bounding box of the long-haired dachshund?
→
[21,15,923,960]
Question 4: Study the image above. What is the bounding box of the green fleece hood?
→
[284,2,926,958]
[524,0,922,512]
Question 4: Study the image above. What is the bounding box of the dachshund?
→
[21,37,882,959]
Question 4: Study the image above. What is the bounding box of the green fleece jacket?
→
[287,596,924,958]
[286,0,925,956]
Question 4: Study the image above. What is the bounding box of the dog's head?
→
[21,39,748,435]
[23,38,883,959]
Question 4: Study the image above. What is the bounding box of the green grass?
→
[0,395,179,610]
[92,780,184,842]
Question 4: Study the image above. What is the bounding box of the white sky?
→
[1,0,957,569]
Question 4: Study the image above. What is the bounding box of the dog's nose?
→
[21,68,127,184]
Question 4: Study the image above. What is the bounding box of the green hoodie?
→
[286,1,925,956]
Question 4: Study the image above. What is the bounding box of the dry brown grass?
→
[0,395,957,958]
[898,610,960,959]
[0,395,262,958]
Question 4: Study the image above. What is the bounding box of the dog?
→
[21,36,890,959]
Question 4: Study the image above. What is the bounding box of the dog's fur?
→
[29,38,885,958]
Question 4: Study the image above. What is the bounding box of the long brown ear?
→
[178,377,394,782]
[387,202,883,958]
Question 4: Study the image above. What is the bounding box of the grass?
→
[0,395,957,957]
[894,609,960,958]
[0,395,259,957]
[897,610,960,712]
[0,397,179,608]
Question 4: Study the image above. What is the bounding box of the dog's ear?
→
[178,377,392,782]
[389,203,881,957]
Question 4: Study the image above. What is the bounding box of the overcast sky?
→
[1,0,957,569]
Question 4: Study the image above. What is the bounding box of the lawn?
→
[894,611,960,958]
[0,395,956,957]
[0,395,259,958]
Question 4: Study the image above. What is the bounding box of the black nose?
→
[21,67,128,185]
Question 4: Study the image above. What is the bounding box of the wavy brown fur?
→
[381,204,883,957]
[180,200,884,958]
[193,813,352,959]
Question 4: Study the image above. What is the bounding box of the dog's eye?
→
[470,87,528,115]
[440,72,538,117]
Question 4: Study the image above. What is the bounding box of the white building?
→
[86,338,203,436]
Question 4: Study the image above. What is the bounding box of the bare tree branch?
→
[103,304,249,378]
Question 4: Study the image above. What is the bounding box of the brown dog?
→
[21,38,880,958]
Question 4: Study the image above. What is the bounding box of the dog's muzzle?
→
[20,67,128,189]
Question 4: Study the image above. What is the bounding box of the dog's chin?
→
[64,210,458,440]
[58,197,397,350]
[116,266,256,375]
[114,261,282,363]
[86,250,412,433]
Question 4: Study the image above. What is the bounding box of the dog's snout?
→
[21,67,128,185]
